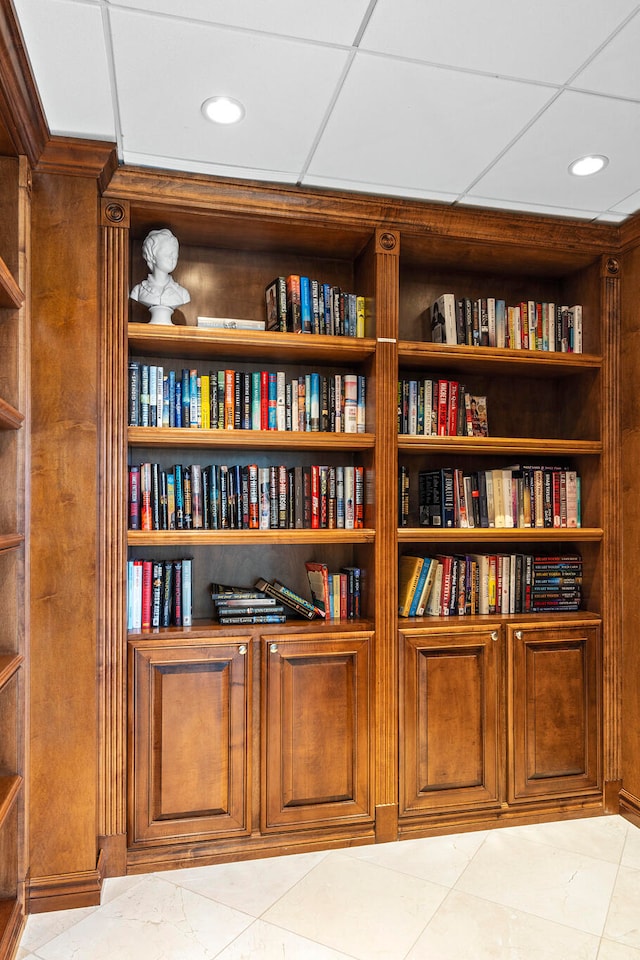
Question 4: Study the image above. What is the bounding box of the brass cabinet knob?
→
[515,630,523,640]
[270,643,278,653]
[238,645,247,655]
[491,631,498,642]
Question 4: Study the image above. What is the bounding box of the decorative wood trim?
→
[27,870,102,914]
[372,231,400,812]
[103,167,618,263]
[97,199,129,854]
[604,778,622,813]
[374,803,398,842]
[601,255,622,785]
[36,136,118,182]
[0,0,48,164]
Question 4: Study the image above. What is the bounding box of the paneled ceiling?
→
[12,0,640,222]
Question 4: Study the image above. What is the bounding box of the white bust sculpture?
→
[130,228,190,325]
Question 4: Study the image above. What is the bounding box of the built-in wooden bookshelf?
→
[96,171,621,877]
[0,153,29,956]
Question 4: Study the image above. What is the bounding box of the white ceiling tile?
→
[108,8,349,173]
[122,150,299,185]
[462,196,603,220]
[301,173,459,204]
[360,0,639,84]
[571,11,640,99]
[13,0,115,139]
[611,187,640,214]
[107,0,371,45]
[307,53,553,195]
[467,89,640,214]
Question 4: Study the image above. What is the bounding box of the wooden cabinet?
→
[129,637,251,844]
[507,620,601,802]
[262,630,373,832]
[0,154,28,952]
[400,616,601,828]
[399,622,501,816]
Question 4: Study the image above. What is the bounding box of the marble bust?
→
[130,228,190,324]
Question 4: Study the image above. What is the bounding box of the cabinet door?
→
[129,638,250,843]
[262,631,372,832]
[400,624,501,816]
[507,621,601,802]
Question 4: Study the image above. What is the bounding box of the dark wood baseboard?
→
[27,869,102,914]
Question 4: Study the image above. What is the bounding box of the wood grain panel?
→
[129,639,250,843]
[262,632,372,831]
[400,625,501,815]
[508,622,601,802]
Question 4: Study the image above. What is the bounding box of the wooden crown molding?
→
[0,0,48,164]
[36,136,118,183]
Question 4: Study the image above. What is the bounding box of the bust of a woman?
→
[130,228,190,325]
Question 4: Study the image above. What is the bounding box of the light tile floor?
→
[17,815,640,960]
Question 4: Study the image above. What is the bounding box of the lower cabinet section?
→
[400,623,501,815]
[399,617,602,825]
[261,631,373,832]
[128,628,374,850]
[129,638,251,844]
[507,622,601,802]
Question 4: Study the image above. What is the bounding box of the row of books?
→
[128,557,192,630]
[410,466,581,530]
[265,275,366,337]
[398,378,488,437]
[399,553,583,618]
[128,362,367,433]
[305,561,361,620]
[430,294,583,353]
[130,462,366,531]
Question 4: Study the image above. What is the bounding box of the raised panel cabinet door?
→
[507,621,601,802]
[262,632,373,832]
[129,638,250,844]
[399,624,501,816]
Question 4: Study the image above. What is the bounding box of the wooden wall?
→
[28,171,101,910]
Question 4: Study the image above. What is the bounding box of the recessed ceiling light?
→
[568,155,609,177]
[201,96,245,125]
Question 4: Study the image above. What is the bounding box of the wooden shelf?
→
[399,610,602,629]
[129,528,375,546]
[0,535,23,554]
[397,341,601,377]
[0,776,22,832]
[0,397,24,431]
[0,898,22,958]
[0,258,23,310]
[128,323,376,365]
[398,527,603,543]
[129,426,375,450]
[0,655,23,692]
[128,616,376,642]
[398,436,602,456]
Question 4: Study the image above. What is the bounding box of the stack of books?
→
[211,584,287,625]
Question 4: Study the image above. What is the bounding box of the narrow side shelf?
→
[398,527,603,543]
[128,323,377,365]
[0,258,24,310]
[0,398,24,431]
[129,528,375,546]
[129,427,375,450]
[397,341,601,377]
[398,436,602,456]
[0,655,23,692]
[0,899,23,959]
[0,535,24,554]
[0,776,22,832]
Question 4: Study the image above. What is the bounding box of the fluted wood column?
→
[97,198,129,874]
[372,229,400,839]
[601,254,622,802]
